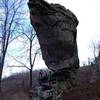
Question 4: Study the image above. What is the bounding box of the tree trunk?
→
[0,54,5,92]
[29,67,33,100]
[30,67,33,89]
[0,63,3,90]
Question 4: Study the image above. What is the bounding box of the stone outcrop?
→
[28,0,79,71]
[28,0,79,98]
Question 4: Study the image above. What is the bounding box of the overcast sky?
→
[46,0,100,63]
[27,0,100,70]
[33,0,100,68]
[2,0,100,77]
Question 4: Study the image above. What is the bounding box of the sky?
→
[2,0,100,77]
[46,0,100,63]
[33,0,100,67]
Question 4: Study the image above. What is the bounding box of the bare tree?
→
[0,0,26,90]
[89,39,99,63]
[10,25,41,100]
[89,39,100,82]
[8,25,40,98]
[24,28,40,89]
[24,26,40,89]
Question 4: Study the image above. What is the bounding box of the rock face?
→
[28,0,79,77]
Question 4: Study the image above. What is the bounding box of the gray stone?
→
[28,0,79,91]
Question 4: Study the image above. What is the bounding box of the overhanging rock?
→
[28,0,79,98]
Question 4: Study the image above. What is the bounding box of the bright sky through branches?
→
[2,0,100,77]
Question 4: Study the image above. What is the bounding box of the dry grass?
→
[0,66,100,100]
[62,83,100,100]
[0,69,49,100]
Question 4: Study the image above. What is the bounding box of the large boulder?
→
[28,0,79,72]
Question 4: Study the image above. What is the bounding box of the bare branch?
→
[8,65,30,70]
[9,55,30,70]
[32,48,40,67]
[0,0,28,85]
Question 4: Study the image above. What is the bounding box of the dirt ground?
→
[62,83,100,100]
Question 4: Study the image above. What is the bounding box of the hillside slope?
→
[0,66,100,100]
[62,83,100,100]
